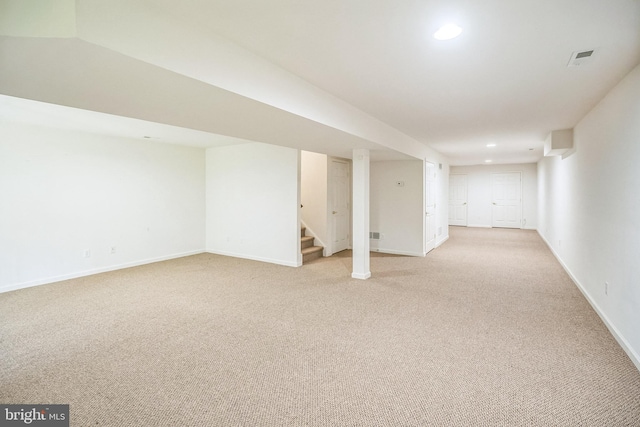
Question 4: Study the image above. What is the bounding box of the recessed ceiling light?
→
[433,24,463,41]
[487,143,496,147]
[485,160,492,163]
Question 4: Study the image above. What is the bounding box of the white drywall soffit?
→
[0,94,252,149]
[0,37,383,160]
[73,0,435,161]
[544,129,574,157]
[0,36,417,162]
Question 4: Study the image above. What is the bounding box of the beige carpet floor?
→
[1,227,639,426]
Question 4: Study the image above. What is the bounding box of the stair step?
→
[302,245,323,263]
[301,235,314,249]
[300,226,323,263]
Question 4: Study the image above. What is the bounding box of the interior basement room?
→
[1,0,640,425]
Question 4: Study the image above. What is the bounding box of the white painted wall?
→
[0,122,205,293]
[449,163,537,229]
[206,142,301,267]
[300,151,328,249]
[537,64,640,371]
[370,160,424,256]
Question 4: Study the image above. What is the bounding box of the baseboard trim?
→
[537,231,640,373]
[467,224,491,228]
[206,250,301,268]
[371,248,424,257]
[352,271,371,280]
[0,249,206,294]
[436,235,449,248]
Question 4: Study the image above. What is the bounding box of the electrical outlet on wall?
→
[605,282,609,296]
[83,250,91,258]
[110,246,117,255]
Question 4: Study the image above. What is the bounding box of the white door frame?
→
[328,157,351,255]
[424,161,436,255]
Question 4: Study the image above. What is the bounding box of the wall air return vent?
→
[369,232,381,240]
[568,49,595,67]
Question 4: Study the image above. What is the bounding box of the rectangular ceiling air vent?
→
[568,49,595,67]
[575,50,594,59]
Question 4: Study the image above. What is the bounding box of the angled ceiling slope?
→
[0,0,432,161]
[0,36,391,159]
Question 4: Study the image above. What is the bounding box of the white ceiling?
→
[0,94,253,149]
[146,0,640,165]
[1,0,639,165]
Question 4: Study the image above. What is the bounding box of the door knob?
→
[332,211,338,214]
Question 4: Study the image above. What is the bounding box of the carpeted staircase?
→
[301,226,323,264]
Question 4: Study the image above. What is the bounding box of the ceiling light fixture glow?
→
[487,143,496,147]
[485,160,492,163]
[433,24,463,41]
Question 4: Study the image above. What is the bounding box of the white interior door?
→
[425,161,436,254]
[449,174,468,226]
[330,159,350,253]
[491,172,522,228]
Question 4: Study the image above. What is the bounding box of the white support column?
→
[352,148,371,279]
